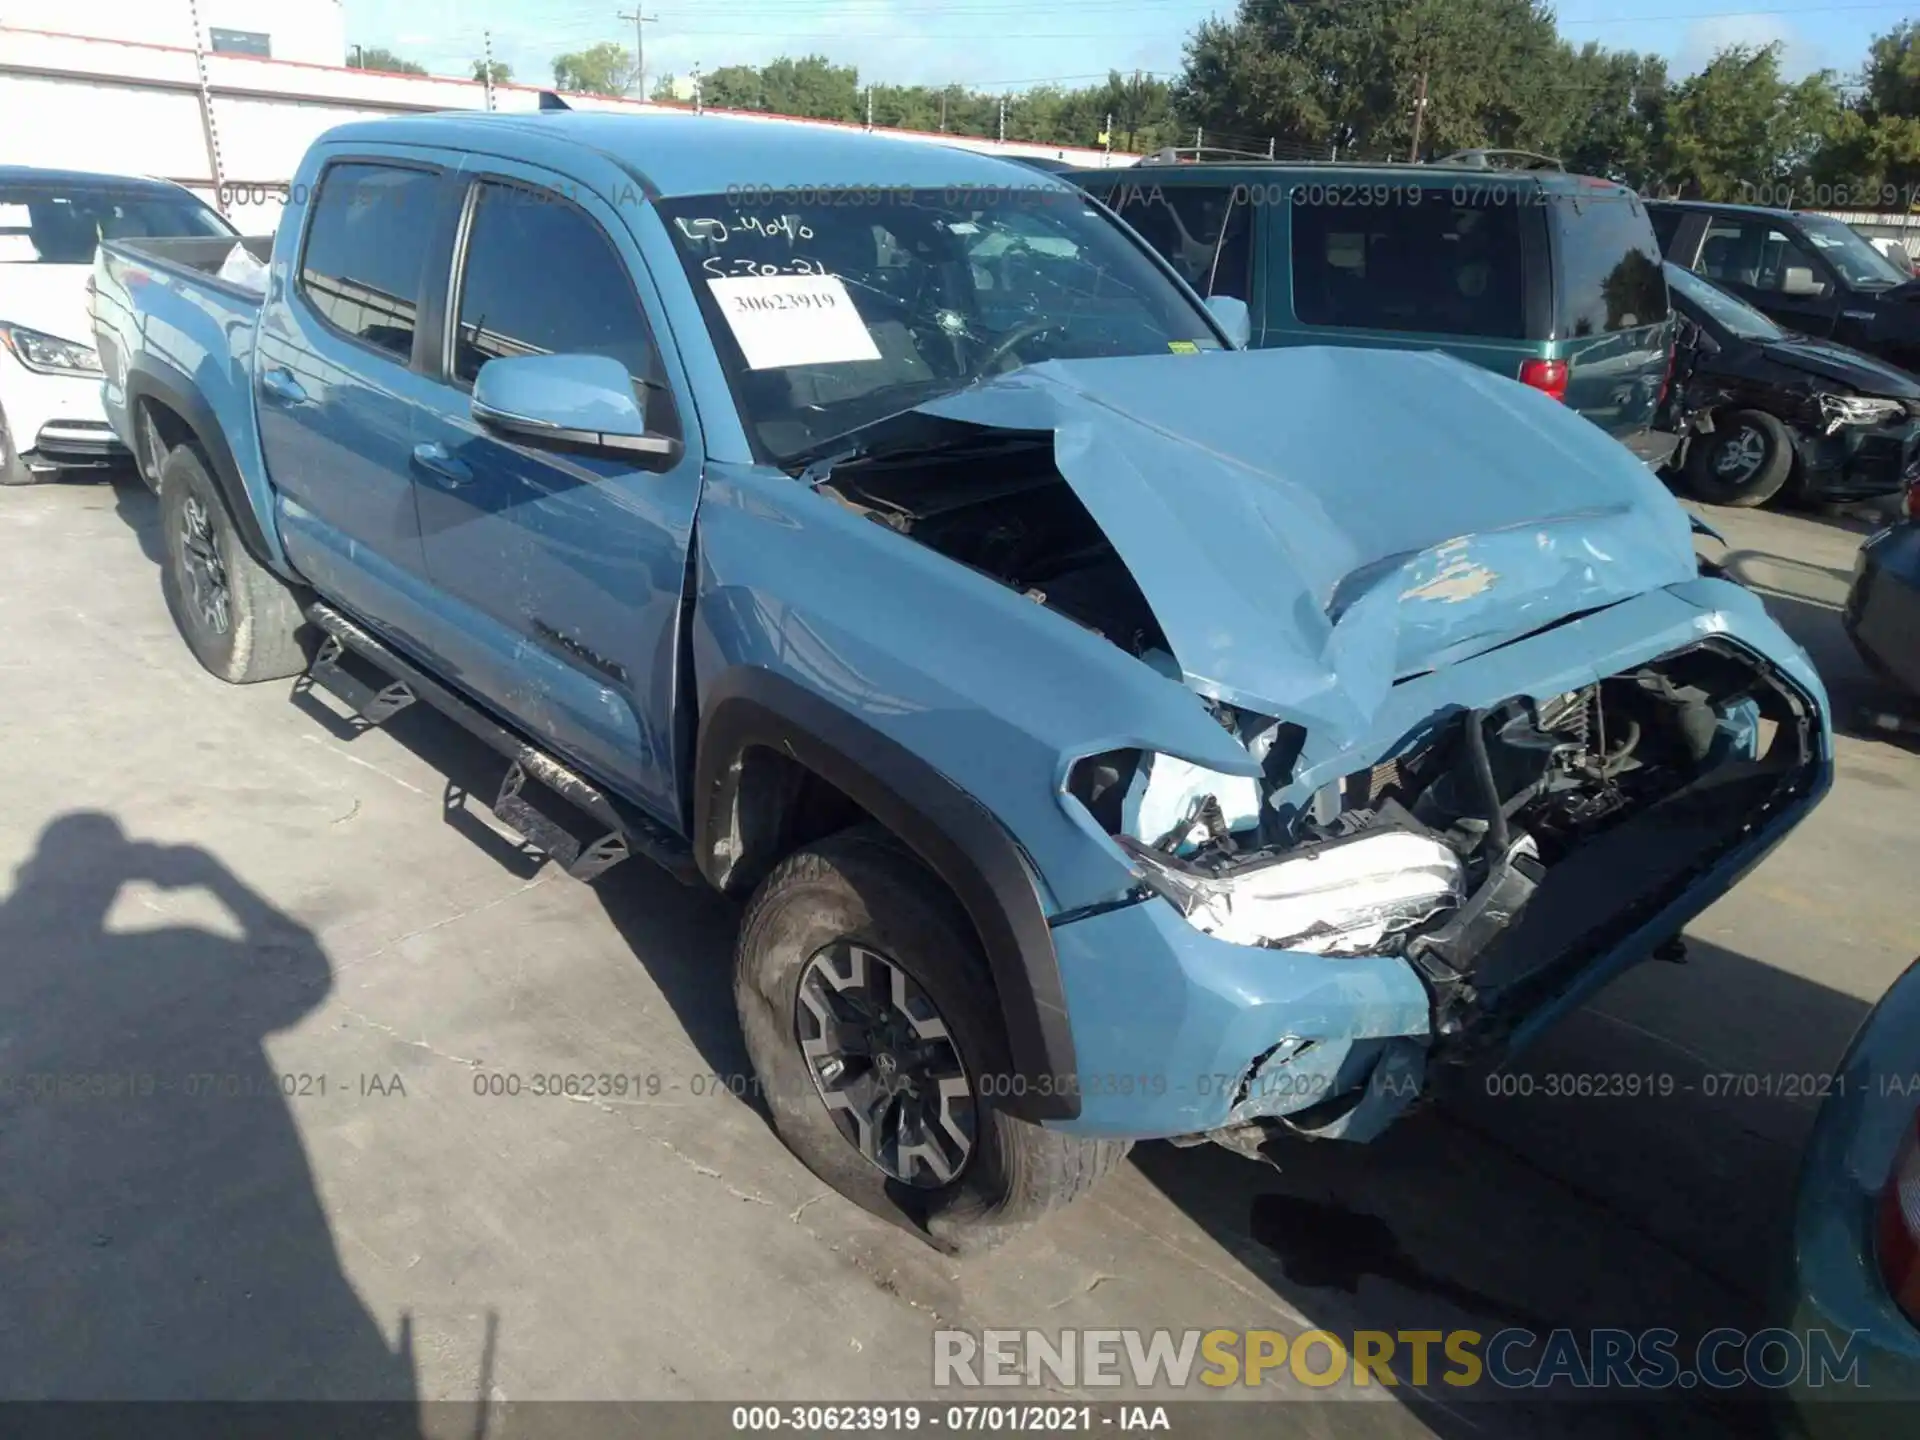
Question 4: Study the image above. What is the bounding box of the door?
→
[256,157,453,620]
[1550,191,1672,445]
[1693,217,1842,338]
[407,166,703,827]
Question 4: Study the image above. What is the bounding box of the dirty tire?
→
[735,826,1128,1254]
[1686,409,1793,508]
[0,402,34,486]
[159,443,309,683]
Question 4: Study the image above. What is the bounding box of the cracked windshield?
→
[657,190,1222,460]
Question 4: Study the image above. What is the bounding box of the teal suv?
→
[1070,158,1679,466]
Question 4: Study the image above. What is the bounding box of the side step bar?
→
[301,602,698,885]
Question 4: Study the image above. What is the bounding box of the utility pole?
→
[939,91,947,133]
[1408,68,1429,163]
[692,61,703,114]
[997,94,1007,143]
[186,0,228,213]
[482,29,497,111]
[616,9,659,100]
[865,86,874,131]
[1103,112,1112,161]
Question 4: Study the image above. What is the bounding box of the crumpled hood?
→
[1765,337,1920,400]
[920,346,1698,736]
[0,264,95,349]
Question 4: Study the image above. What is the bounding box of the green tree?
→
[1811,23,1920,207]
[472,59,512,86]
[1176,0,1569,160]
[553,42,635,96]
[1529,43,1670,187]
[1659,43,1843,200]
[349,46,427,77]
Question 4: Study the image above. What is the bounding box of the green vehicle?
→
[1070,152,1679,466]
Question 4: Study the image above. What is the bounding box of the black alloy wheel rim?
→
[794,941,975,1187]
[178,492,231,634]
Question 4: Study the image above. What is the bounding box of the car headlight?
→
[1818,392,1906,435]
[1119,829,1465,955]
[0,322,103,376]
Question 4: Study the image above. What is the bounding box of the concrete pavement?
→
[0,474,1913,1436]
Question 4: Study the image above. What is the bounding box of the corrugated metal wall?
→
[0,26,1135,233]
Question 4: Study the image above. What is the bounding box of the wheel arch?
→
[124,359,280,570]
[694,667,1082,1123]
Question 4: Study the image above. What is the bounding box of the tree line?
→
[345,2,1920,206]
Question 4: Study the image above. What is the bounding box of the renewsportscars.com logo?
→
[933,1327,1871,1392]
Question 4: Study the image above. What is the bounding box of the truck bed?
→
[104,235,274,300]
[91,235,278,527]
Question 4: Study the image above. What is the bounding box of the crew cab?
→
[1651,199,1920,375]
[93,110,1833,1251]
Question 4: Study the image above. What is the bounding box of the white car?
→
[1,166,233,487]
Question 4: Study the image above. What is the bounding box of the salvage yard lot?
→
[0,474,1914,1433]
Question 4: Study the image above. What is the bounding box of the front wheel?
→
[158,443,310,683]
[1685,409,1794,508]
[734,826,1127,1253]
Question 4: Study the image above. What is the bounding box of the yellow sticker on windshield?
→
[1168,341,1200,355]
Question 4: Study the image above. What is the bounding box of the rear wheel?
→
[0,402,36,487]
[158,443,309,683]
[735,826,1128,1253]
[1686,409,1793,508]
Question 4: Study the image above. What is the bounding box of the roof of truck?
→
[0,165,197,193]
[317,110,1082,199]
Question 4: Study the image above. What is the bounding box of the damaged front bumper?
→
[1798,416,1920,501]
[1043,582,1831,1146]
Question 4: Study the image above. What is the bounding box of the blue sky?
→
[345,1,1914,95]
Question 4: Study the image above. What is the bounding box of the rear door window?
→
[298,162,440,360]
[1553,190,1669,335]
[1289,190,1534,339]
[1108,184,1253,300]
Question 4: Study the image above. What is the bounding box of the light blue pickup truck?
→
[92,107,1832,1251]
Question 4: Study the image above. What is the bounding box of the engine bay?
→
[818,430,1171,659]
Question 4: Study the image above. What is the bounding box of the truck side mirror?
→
[471,353,680,461]
[1205,295,1252,349]
[1780,266,1826,299]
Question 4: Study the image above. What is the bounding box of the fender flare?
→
[694,668,1081,1123]
[125,357,281,570]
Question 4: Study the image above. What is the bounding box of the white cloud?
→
[1676,14,1825,79]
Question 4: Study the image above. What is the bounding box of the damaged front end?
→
[802,350,1827,1157]
[1069,638,1819,1149]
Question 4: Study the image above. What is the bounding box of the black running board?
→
[301,602,698,885]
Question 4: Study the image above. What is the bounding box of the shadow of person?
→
[0,813,419,1421]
